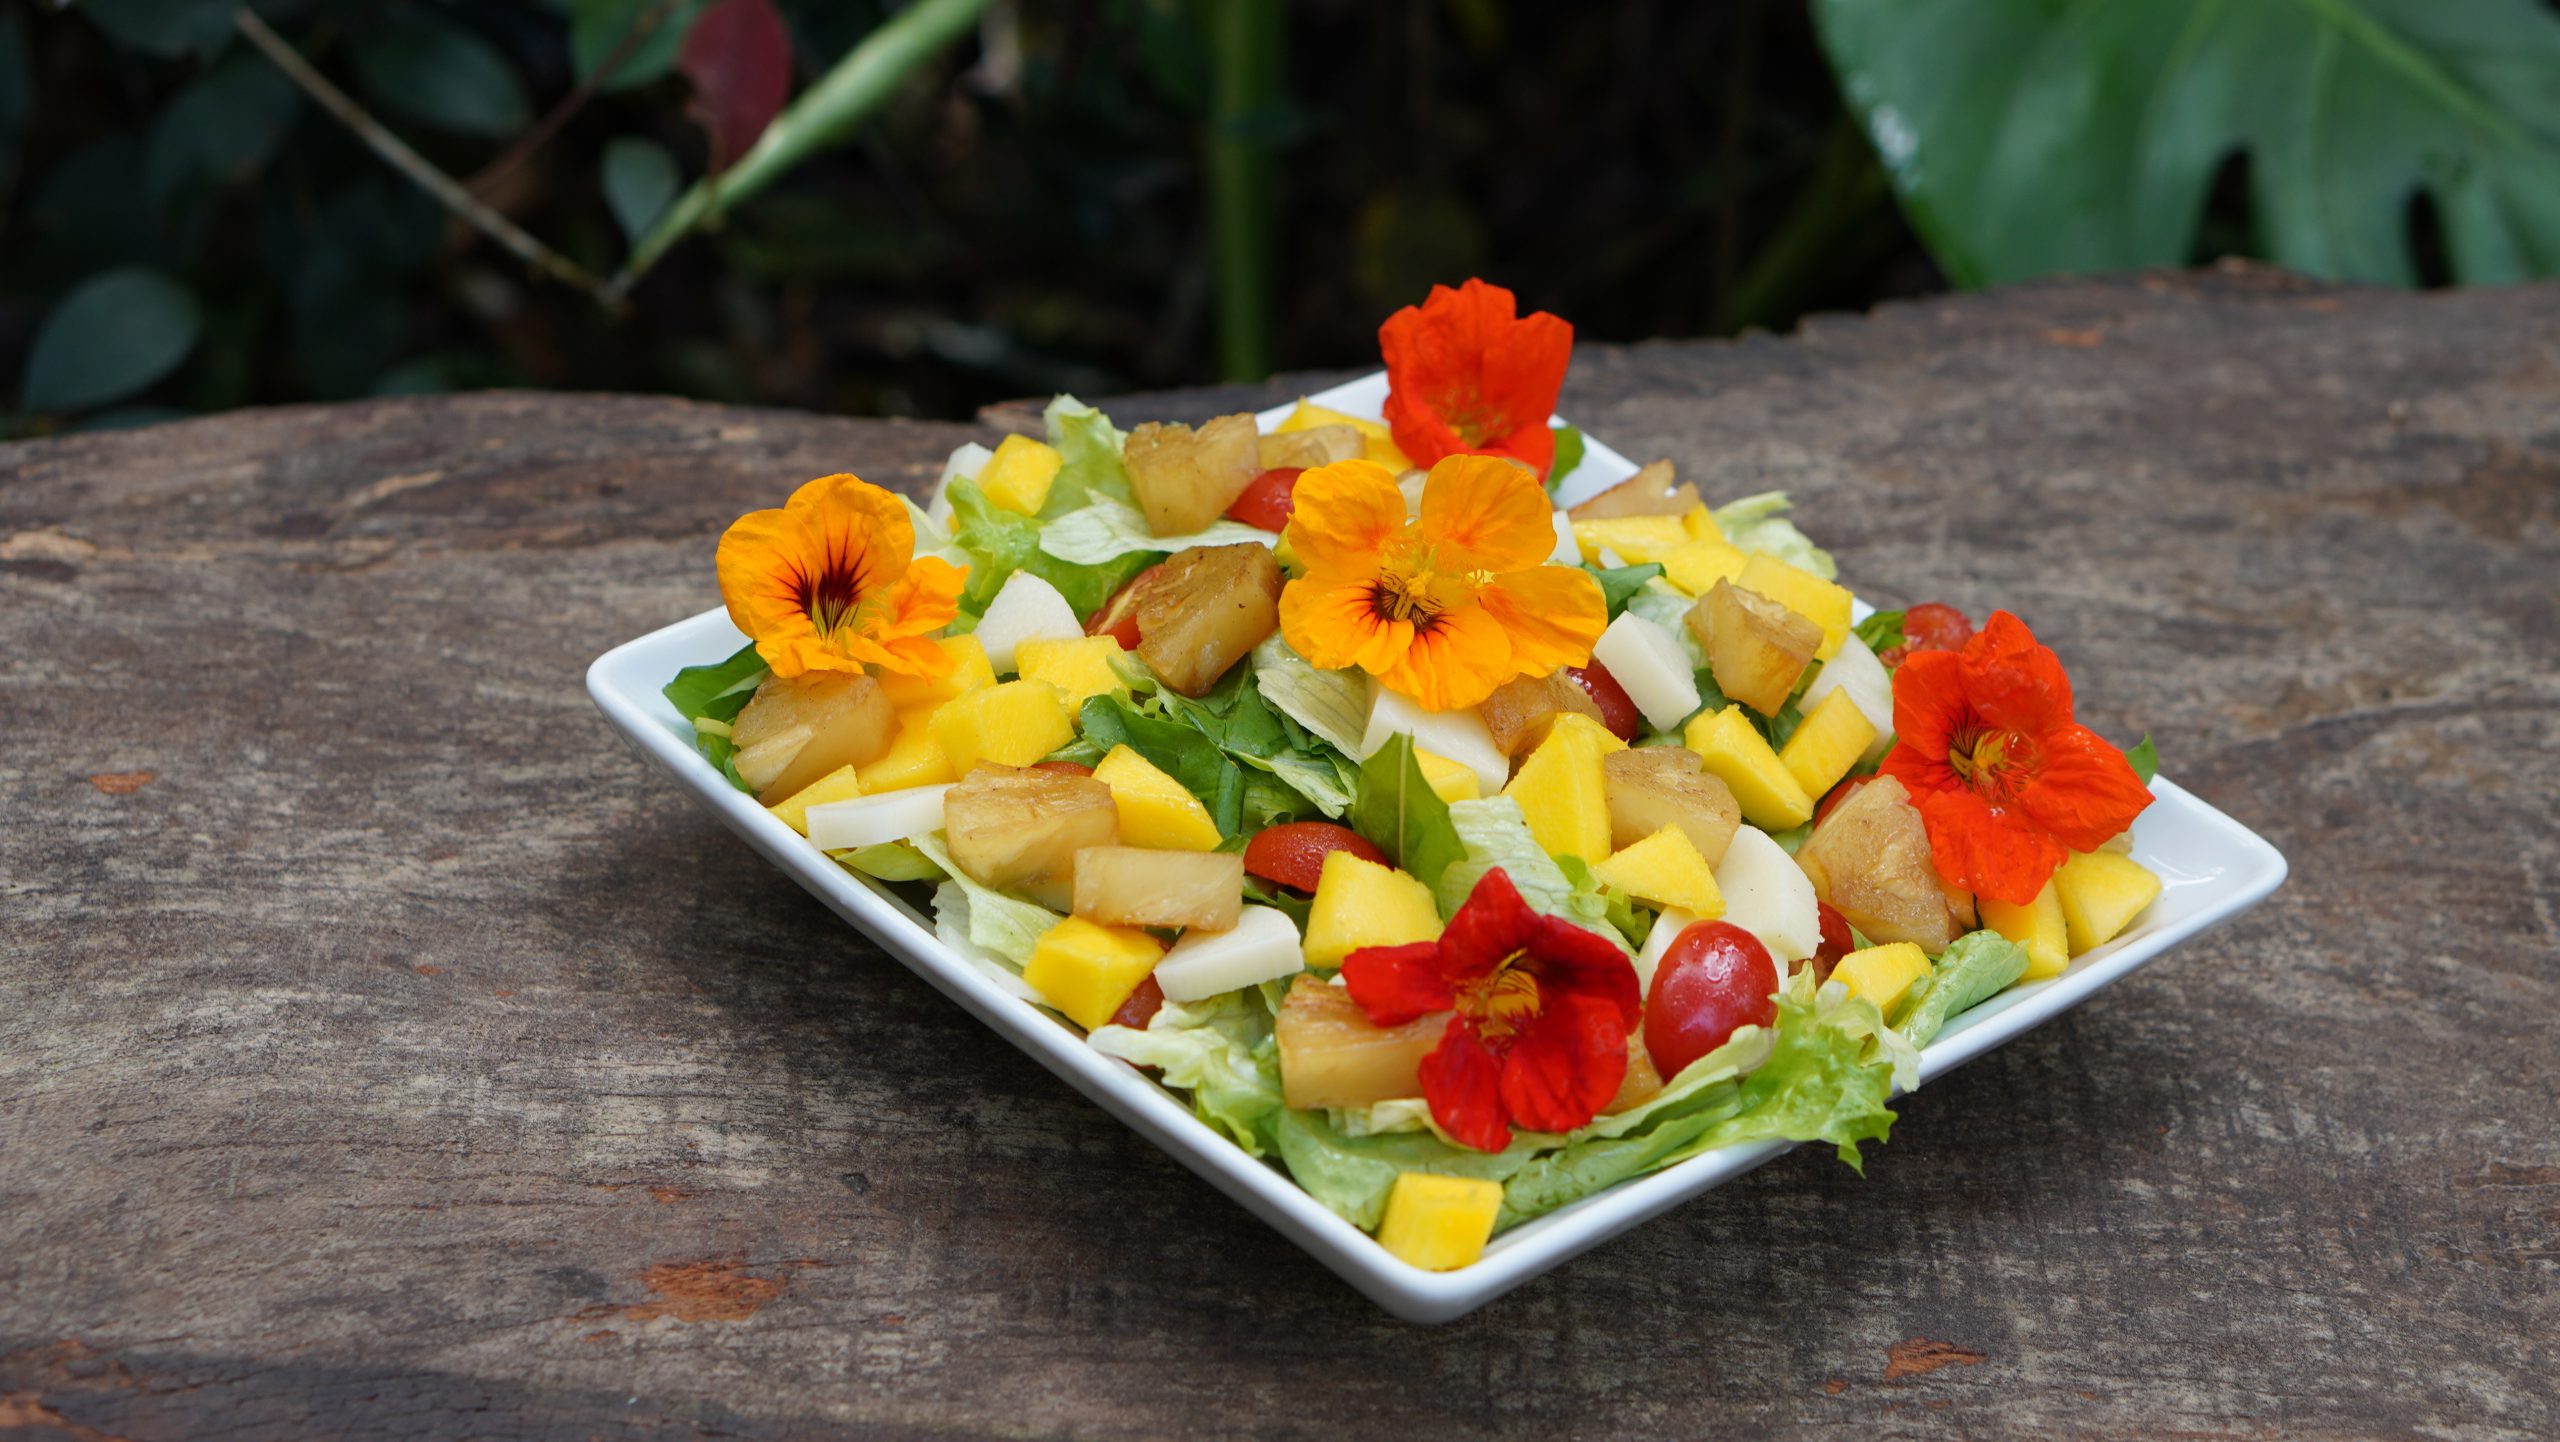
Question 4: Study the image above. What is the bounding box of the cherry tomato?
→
[1881,602,1973,666]
[1645,920,1779,1077]
[1567,663,1641,742]
[1086,563,1165,651]
[1242,821,1390,894]
[1032,760,1095,777]
[1813,774,1874,830]
[1224,467,1305,533]
[1811,902,1853,984]
[1109,974,1165,1032]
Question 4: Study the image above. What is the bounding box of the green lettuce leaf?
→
[1038,497,1278,566]
[1544,424,1586,497]
[1584,561,1665,619]
[1854,608,1906,656]
[1250,636,1369,758]
[1897,929,2031,1048]
[830,840,946,883]
[1351,735,1467,893]
[1090,990,1287,1157]
[1713,491,1836,580]
[1624,580,1708,669]
[1437,795,1574,914]
[2123,733,2159,786]
[947,476,1154,619]
[1273,1107,1549,1231]
[1042,394,1135,510]
[662,641,768,789]
[911,832,1060,968]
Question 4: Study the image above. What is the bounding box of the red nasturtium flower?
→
[1880,611,2154,907]
[1341,868,1641,1152]
[1379,279,1574,479]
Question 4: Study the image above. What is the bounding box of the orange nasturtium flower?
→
[715,474,967,680]
[1380,278,1573,479]
[1880,611,2154,906]
[1278,453,1606,711]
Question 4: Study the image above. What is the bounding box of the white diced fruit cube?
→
[804,785,953,852]
[1634,907,1702,994]
[1361,681,1507,796]
[930,441,993,527]
[974,571,1082,674]
[1591,611,1701,733]
[1152,906,1306,1002]
[1799,631,1895,764]
[1712,825,1819,962]
[1547,510,1580,566]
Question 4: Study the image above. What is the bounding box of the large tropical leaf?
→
[1814,0,2560,287]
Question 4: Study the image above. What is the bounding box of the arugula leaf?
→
[2124,733,2159,786]
[1544,425,1586,497]
[1584,562,1665,619]
[1896,929,2031,1047]
[1350,734,1467,892]
[662,642,768,790]
[1854,609,1906,656]
[1079,694,1250,837]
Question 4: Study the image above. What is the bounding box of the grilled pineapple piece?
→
[1567,459,1698,520]
[1275,975,1451,1110]
[1257,424,1362,471]
[1480,670,1606,758]
[1135,542,1282,696]
[1792,774,1967,953]
[1689,579,1820,716]
[942,763,1119,910]
[1125,413,1261,535]
[730,670,898,804]
[1072,846,1244,931]
[1602,745,1742,866]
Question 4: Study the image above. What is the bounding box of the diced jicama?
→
[1151,905,1305,1002]
[1634,906,1702,993]
[1799,631,1895,763]
[730,670,898,804]
[1072,845,1243,931]
[974,571,1082,674]
[1547,511,1580,565]
[805,783,952,852]
[1590,611,1701,732]
[929,441,992,526]
[1135,543,1282,696]
[942,764,1118,910]
[1275,975,1450,1110]
[1712,824,1819,962]
[1362,682,1506,795]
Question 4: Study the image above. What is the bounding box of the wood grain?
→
[4,268,2554,1440]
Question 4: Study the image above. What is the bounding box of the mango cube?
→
[1093,744,1223,851]
[931,679,1073,776]
[1502,712,1624,864]
[1594,825,1724,918]
[1015,634,1127,708]
[1735,554,1853,660]
[1778,688,1879,800]
[2055,850,2163,954]
[862,706,957,791]
[1683,706,1814,830]
[1022,915,1165,1031]
[1833,941,1932,1016]
[1572,515,1694,566]
[1679,504,1723,542]
[1659,537,1751,596]
[977,433,1063,515]
[1302,850,1443,970]
[1279,399,1411,470]
[1415,748,1482,804]
[1980,879,2070,980]
[877,634,997,712]
[768,764,863,835]
[1375,1172,1503,1272]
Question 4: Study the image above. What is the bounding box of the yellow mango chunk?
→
[1834,941,1932,1015]
[1303,851,1442,970]
[1279,399,1411,470]
[1092,744,1223,851]
[1658,537,1752,596]
[1679,504,1724,542]
[1015,635,1127,709]
[1778,689,1879,801]
[1022,915,1165,1030]
[1980,879,2070,980]
[861,707,956,791]
[877,634,997,711]
[1503,712,1623,863]
[1375,1172,1503,1272]
[978,433,1063,515]
[767,764,863,835]
[931,679,1073,776]
[1594,825,1725,918]
[1735,554,1853,660]
[1572,515,1694,566]
[1683,706,1814,830]
[2055,850,2163,954]
[1414,748,1481,804]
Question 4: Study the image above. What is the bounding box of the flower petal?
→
[1380,279,1572,479]
[1475,565,1607,679]
[2018,723,2155,852]
[1886,648,1971,765]
[1419,454,1557,574]
[1530,913,1643,1031]
[1280,570,1414,674]
[1913,785,2067,907]
[1419,1018,1513,1153]
[1281,460,1408,577]
[1382,600,1515,711]
[1959,610,2074,736]
[1497,991,1629,1136]
[1342,941,1459,1028]
[1438,867,1541,982]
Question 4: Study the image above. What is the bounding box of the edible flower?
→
[1278,454,1606,711]
[1380,278,1573,478]
[1342,867,1642,1153]
[1880,610,2154,905]
[716,473,967,679]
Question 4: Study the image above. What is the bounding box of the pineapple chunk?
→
[1567,458,1697,520]
[1134,542,1282,697]
[1793,774,1962,952]
[974,571,1083,674]
[731,670,899,805]
[1682,706,1814,831]
[1072,845,1243,931]
[1659,537,1752,597]
[1590,611,1701,733]
[1023,916,1165,1030]
[1125,413,1261,535]
[1302,850,1443,970]
[862,706,957,791]
[2054,850,2163,954]
[1833,942,1932,1015]
[1258,424,1362,471]
[1502,713,1623,863]
[1277,399,1411,470]
[1980,880,2070,981]
[1603,745,1742,865]
[1092,744,1223,851]
[1275,974,1448,1109]
[1014,635,1127,708]
[804,783,951,852]
[1375,1172,1503,1271]
[942,763,1118,910]
[1414,749,1481,804]
[1778,689,1879,800]
[768,764,862,836]
[1736,553,1853,661]
[1571,514,1694,566]
[1152,906,1305,1002]
[1604,1032,1666,1114]
[977,433,1063,515]
[931,678,1074,775]
[1594,825,1725,918]
[1690,580,1820,716]
[1480,670,1605,758]
[1713,825,1821,962]
[1362,684,1506,796]
[876,634,996,711]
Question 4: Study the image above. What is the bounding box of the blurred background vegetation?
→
[7,0,2560,435]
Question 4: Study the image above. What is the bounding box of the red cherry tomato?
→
[1811,902,1853,984]
[1224,467,1305,533]
[1109,974,1165,1032]
[1644,920,1779,1077]
[1032,760,1095,777]
[1813,774,1874,830]
[1567,663,1641,742]
[1242,821,1390,894]
[1087,563,1165,651]
[1881,602,1973,666]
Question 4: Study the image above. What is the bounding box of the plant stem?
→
[469,0,689,194]
[1203,0,1282,382]
[232,7,609,298]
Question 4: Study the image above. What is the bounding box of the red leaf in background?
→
[680,0,793,172]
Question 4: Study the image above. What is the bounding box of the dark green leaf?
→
[1584,562,1664,619]
[946,476,1155,618]
[1241,875,1312,930]
[1853,609,1905,656]
[1078,695,1248,837]
[21,267,201,414]
[663,642,768,791]
[145,56,300,214]
[0,13,29,185]
[571,0,714,92]
[82,0,234,59]
[352,14,532,137]
[1545,424,1585,496]
[1349,734,1466,890]
[602,137,681,245]
[2124,733,2159,786]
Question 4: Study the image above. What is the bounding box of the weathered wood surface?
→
[4,267,2555,1441]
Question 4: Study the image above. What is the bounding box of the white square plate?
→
[586,376,2287,1322]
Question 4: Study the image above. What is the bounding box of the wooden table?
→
[5,267,2553,1440]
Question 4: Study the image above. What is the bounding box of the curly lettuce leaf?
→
[911,832,1060,968]
[1038,497,1278,567]
[1713,491,1836,580]
[1042,394,1135,510]
[1896,929,2031,1048]
[928,877,1049,1006]
[1090,989,1286,1157]
[1250,636,1369,759]
[1273,1107,1549,1232]
[947,475,1154,619]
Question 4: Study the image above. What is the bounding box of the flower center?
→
[1432,384,1503,447]
[797,557,875,639]
[1948,725,2037,804]
[1370,541,1490,630]
[1462,958,1544,1044]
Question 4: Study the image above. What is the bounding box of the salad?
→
[665,279,2166,1273]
